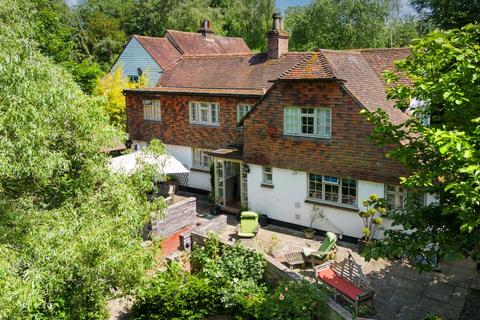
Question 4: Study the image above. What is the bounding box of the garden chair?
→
[302,232,337,268]
[315,251,375,316]
[237,211,259,238]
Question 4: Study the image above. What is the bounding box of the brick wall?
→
[126,93,258,149]
[243,81,409,184]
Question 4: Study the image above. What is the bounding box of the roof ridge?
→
[181,53,254,58]
[134,34,165,40]
[165,29,245,40]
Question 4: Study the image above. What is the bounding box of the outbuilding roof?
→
[165,30,251,55]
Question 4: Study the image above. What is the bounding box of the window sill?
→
[144,119,162,123]
[189,122,220,127]
[190,167,210,173]
[304,198,359,212]
[283,134,331,142]
[261,183,274,189]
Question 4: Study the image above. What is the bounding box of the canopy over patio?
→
[109,151,189,176]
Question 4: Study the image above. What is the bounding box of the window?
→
[284,106,331,138]
[143,99,161,121]
[189,102,219,125]
[308,174,357,206]
[192,148,212,170]
[385,185,406,210]
[237,104,252,122]
[385,185,426,210]
[262,167,273,185]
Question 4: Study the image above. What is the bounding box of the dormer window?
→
[284,106,331,138]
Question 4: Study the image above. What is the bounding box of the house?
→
[111,20,251,85]
[124,14,419,240]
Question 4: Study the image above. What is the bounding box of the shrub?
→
[260,280,328,320]
[131,262,221,320]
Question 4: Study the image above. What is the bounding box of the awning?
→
[110,151,189,175]
[207,148,243,160]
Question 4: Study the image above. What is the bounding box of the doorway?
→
[214,159,247,212]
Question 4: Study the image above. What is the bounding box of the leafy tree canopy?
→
[411,0,480,30]
[363,24,480,266]
[284,0,419,50]
[0,0,164,317]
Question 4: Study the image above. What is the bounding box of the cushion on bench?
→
[317,267,364,300]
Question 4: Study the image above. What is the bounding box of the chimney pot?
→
[198,19,214,36]
[267,13,289,59]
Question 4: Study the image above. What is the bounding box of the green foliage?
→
[358,195,387,242]
[411,0,480,30]
[132,263,221,320]
[260,280,328,320]
[362,24,480,266]
[0,0,165,317]
[285,0,395,50]
[191,233,267,284]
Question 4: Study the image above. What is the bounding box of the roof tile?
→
[134,35,182,70]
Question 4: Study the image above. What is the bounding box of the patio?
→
[192,202,479,320]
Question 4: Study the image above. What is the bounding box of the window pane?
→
[211,104,217,123]
[341,179,357,206]
[190,103,197,122]
[284,106,300,134]
[308,173,322,200]
[323,176,339,184]
[263,167,273,184]
[325,184,339,202]
[316,108,331,138]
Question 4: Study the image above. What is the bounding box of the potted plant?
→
[304,205,324,239]
[358,194,386,253]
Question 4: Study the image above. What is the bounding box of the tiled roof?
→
[165,30,251,55]
[278,52,335,80]
[124,87,264,97]
[321,49,409,124]
[358,48,411,87]
[134,35,182,69]
[157,52,310,91]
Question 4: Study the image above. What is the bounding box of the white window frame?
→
[385,184,406,210]
[189,101,220,126]
[307,173,357,207]
[284,106,331,138]
[237,103,252,122]
[262,166,273,185]
[143,99,161,121]
[192,148,212,171]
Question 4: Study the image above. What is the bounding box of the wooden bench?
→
[283,251,306,269]
[315,251,375,316]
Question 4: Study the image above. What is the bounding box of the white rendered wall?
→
[130,141,211,191]
[165,144,211,191]
[246,164,392,239]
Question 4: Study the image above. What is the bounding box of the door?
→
[214,159,225,206]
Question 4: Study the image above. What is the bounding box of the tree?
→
[284,0,391,50]
[411,0,480,30]
[94,66,148,130]
[363,24,480,267]
[0,0,164,317]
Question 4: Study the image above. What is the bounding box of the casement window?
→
[284,106,331,138]
[143,99,161,121]
[237,104,252,122]
[385,185,426,210]
[189,102,219,125]
[385,185,406,210]
[192,148,212,170]
[308,174,357,206]
[262,167,273,185]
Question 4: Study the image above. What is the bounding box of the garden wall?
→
[152,197,197,257]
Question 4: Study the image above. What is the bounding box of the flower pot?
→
[357,239,369,254]
[259,214,269,227]
[304,229,315,239]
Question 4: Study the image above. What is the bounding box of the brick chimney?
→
[267,13,289,59]
[197,19,214,37]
